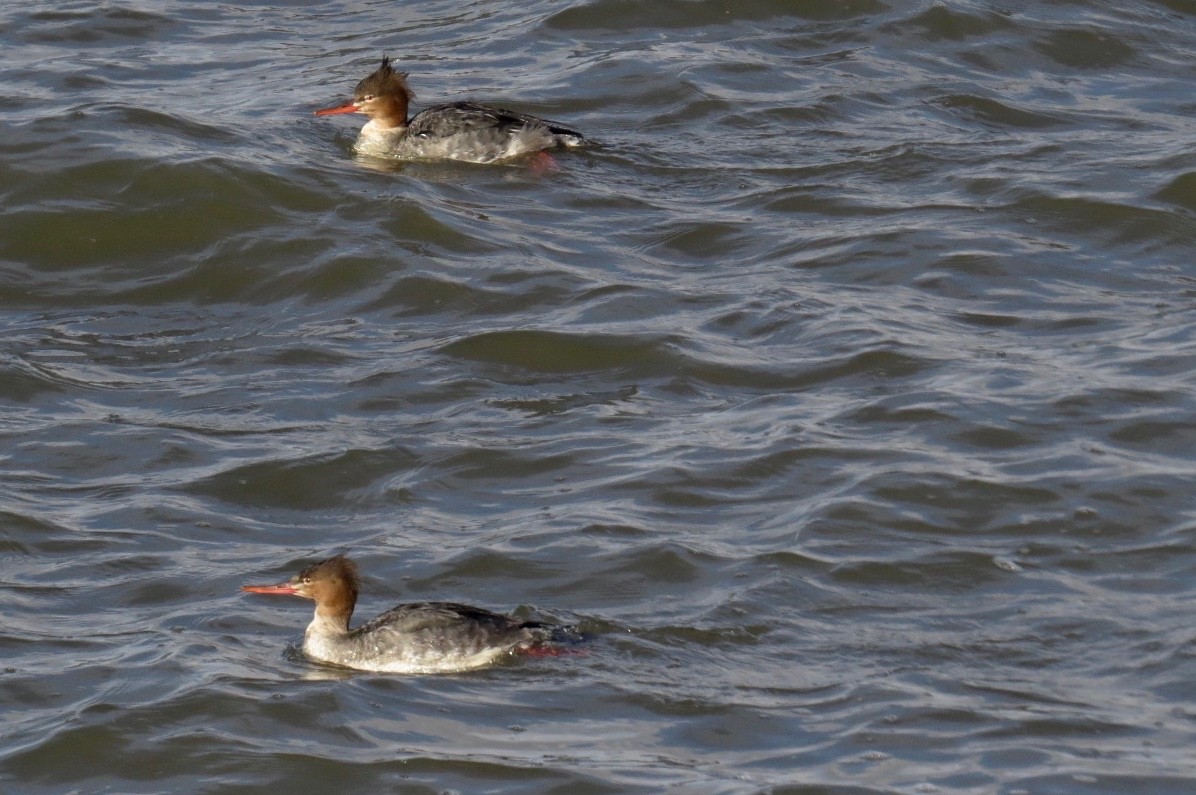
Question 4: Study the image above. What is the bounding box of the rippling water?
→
[4,1,1196,792]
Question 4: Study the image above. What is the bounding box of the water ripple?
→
[3,0,1196,792]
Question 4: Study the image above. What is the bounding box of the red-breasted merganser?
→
[242,554,568,673]
[314,56,586,163]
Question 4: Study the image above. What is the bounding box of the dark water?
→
[3,1,1196,792]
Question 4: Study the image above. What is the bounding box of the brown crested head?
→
[295,554,359,605]
[243,555,360,624]
[314,56,413,124]
[354,55,414,105]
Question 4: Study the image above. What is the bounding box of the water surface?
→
[3,1,1196,793]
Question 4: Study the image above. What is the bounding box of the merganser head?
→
[314,56,413,129]
[242,554,360,611]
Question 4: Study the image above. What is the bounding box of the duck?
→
[314,56,586,163]
[242,554,574,673]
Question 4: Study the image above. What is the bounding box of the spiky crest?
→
[353,55,414,104]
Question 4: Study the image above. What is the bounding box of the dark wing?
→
[361,601,517,632]
[353,601,545,654]
[410,102,585,141]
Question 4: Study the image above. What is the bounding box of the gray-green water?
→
[3,1,1196,793]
